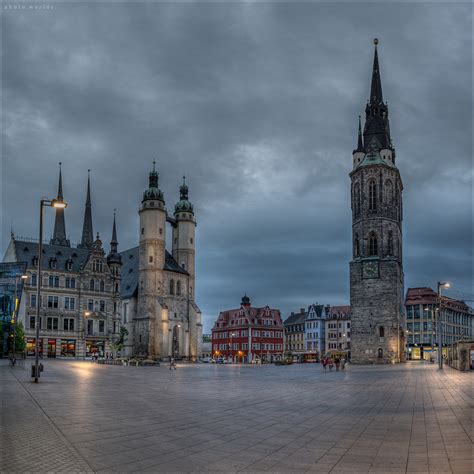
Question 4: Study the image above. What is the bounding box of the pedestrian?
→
[328,357,334,371]
[322,357,327,370]
[105,352,109,364]
[341,358,346,370]
[169,357,176,370]
[335,357,341,371]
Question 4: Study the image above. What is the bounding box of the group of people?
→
[90,352,115,363]
[322,355,346,371]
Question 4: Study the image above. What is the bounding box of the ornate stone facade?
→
[349,41,406,364]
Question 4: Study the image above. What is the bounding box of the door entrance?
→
[47,339,56,358]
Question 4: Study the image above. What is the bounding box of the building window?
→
[47,296,59,308]
[379,326,384,337]
[66,260,73,271]
[170,279,175,295]
[64,318,74,331]
[176,281,181,296]
[99,320,105,334]
[100,280,105,292]
[64,297,75,310]
[30,294,37,308]
[100,300,105,312]
[369,233,378,256]
[87,319,94,335]
[93,260,103,272]
[89,279,95,291]
[32,256,38,267]
[385,179,393,203]
[50,258,57,269]
[47,317,58,330]
[31,273,37,286]
[88,299,94,311]
[355,235,360,256]
[149,255,153,263]
[29,316,36,329]
[368,180,377,211]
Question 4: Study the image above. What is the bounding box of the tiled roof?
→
[214,305,282,329]
[405,287,472,313]
[283,311,306,326]
[7,239,90,273]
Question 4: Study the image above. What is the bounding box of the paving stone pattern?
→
[1,360,472,473]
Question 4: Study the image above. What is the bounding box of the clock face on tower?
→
[362,260,379,279]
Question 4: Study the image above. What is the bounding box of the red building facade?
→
[211,295,284,363]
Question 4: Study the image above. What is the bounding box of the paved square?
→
[1,360,472,473]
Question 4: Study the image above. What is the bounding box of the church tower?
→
[135,162,167,356]
[172,177,196,300]
[50,162,70,247]
[349,40,405,364]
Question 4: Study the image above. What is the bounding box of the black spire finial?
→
[180,175,189,200]
[370,38,383,104]
[50,162,70,247]
[107,209,121,264]
[149,162,158,188]
[357,116,364,151]
[78,170,94,249]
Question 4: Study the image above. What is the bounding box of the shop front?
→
[47,339,57,358]
[26,338,43,357]
[86,340,105,357]
[60,339,76,357]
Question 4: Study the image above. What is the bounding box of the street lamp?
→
[230,332,235,363]
[34,197,67,382]
[436,282,450,370]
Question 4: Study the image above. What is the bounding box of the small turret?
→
[352,116,365,169]
[241,293,251,308]
[107,211,122,265]
[142,161,165,205]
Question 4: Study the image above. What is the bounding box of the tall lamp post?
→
[34,197,67,383]
[437,281,450,370]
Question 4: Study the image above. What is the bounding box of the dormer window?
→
[93,259,103,272]
[32,256,38,267]
[50,258,57,269]
[66,260,73,271]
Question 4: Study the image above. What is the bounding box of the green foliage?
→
[110,326,129,355]
[9,321,26,353]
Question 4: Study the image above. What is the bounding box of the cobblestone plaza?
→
[1,361,472,473]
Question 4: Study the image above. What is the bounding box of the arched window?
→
[100,280,105,292]
[176,280,181,296]
[170,279,175,295]
[89,279,95,291]
[354,183,361,215]
[387,231,394,255]
[355,235,360,256]
[368,180,377,211]
[369,233,378,256]
[385,180,393,204]
[378,348,383,358]
[379,326,385,337]
[54,276,60,288]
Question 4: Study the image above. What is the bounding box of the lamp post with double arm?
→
[437,281,450,370]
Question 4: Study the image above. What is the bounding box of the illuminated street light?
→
[436,281,451,370]
[34,196,68,382]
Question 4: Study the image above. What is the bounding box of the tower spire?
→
[111,210,118,251]
[363,39,391,151]
[50,162,70,247]
[78,169,94,249]
[357,116,364,151]
[370,38,383,104]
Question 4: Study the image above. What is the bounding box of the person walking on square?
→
[328,357,334,371]
[341,358,346,370]
[169,357,176,370]
[322,357,327,370]
[105,352,109,364]
[335,357,341,371]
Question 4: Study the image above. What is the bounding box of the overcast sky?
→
[1,2,472,332]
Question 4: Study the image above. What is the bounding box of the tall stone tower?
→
[172,177,196,299]
[135,162,167,356]
[172,177,199,356]
[349,39,405,364]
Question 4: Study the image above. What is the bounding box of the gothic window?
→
[368,180,377,211]
[369,232,378,256]
[379,326,385,337]
[385,180,393,204]
[388,231,394,255]
[93,259,103,272]
[354,183,361,215]
[170,279,175,295]
[89,279,95,291]
[176,280,181,296]
[355,234,360,257]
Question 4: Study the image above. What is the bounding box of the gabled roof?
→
[283,311,306,326]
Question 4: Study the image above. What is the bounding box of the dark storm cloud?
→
[1,2,472,330]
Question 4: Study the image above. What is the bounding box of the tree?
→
[11,321,26,353]
[110,326,128,357]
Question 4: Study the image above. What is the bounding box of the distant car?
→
[201,357,212,363]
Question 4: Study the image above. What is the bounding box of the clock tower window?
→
[369,232,378,256]
[368,180,377,211]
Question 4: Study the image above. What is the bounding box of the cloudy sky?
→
[1,1,472,331]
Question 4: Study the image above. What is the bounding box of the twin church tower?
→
[349,39,405,363]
